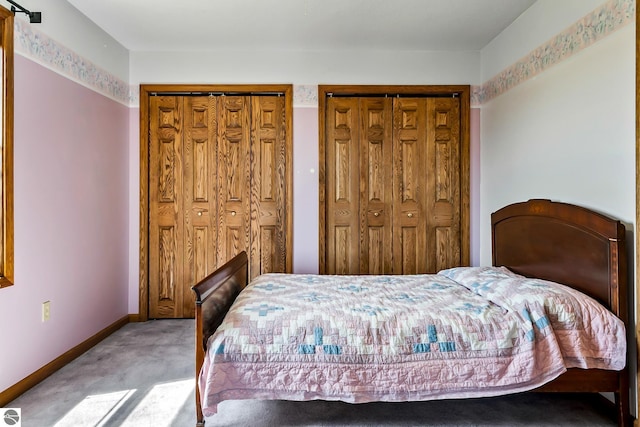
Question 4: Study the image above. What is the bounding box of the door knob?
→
[197,212,202,216]
[231,211,236,216]
[374,212,380,217]
[407,213,413,218]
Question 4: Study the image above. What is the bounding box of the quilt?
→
[199,267,626,416]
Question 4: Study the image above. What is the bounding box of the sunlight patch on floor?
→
[120,379,194,427]
[54,389,136,427]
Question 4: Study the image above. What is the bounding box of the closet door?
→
[149,96,219,318]
[140,85,292,319]
[323,93,463,275]
[426,97,461,271]
[216,96,251,270]
[391,97,461,273]
[148,92,290,318]
[325,97,360,274]
[182,96,218,316]
[325,97,394,274]
[149,96,186,318]
[360,98,393,274]
[392,98,428,274]
[250,95,287,278]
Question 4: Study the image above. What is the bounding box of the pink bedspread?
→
[199,267,626,416]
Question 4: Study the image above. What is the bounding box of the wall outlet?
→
[42,301,50,322]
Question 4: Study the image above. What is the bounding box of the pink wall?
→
[293,107,320,273]
[470,107,480,266]
[0,55,130,392]
[128,108,140,314]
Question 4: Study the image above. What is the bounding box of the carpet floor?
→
[8,320,618,426]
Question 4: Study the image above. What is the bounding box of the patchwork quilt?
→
[199,267,626,416]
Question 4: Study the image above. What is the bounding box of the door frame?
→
[318,85,471,273]
[139,84,293,321]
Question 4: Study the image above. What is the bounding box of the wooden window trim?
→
[0,7,14,289]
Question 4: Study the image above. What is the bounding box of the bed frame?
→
[192,199,629,426]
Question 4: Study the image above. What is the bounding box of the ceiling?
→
[66,0,536,52]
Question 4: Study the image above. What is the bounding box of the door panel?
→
[401,226,418,273]
[216,96,251,270]
[360,98,393,274]
[149,96,185,318]
[182,96,217,317]
[393,98,428,274]
[250,96,287,279]
[427,97,461,271]
[326,98,360,274]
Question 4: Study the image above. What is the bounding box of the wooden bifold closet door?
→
[147,91,290,319]
[321,87,469,275]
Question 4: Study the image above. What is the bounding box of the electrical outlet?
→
[42,301,50,322]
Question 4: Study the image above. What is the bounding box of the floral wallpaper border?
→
[13,0,635,108]
[478,0,635,105]
[130,85,140,106]
[294,85,318,106]
[14,19,132,106]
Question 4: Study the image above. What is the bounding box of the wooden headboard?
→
[491,199,627,322]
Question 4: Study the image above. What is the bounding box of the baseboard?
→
[0,314,130,406]
[128,313,143,322]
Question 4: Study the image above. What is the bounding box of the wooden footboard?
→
[192,251,249,427]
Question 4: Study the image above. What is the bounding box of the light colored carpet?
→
[9,320,617,426]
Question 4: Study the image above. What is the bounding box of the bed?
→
[192,199,629,426]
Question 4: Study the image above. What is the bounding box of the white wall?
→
[479,7,635,265]
[130,50,480,85]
